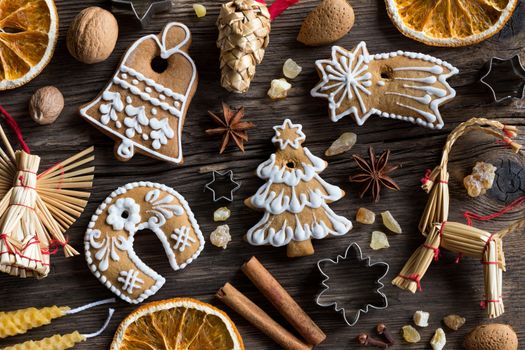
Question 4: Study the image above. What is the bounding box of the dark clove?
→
[376,323,395,345]
[356,333,388,348]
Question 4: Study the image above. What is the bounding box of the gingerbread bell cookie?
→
[311,42,458,129]
[80,22,198,164]
[85,182,204,303]
[245,119,353,258]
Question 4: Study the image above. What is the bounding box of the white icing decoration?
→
[99,91,123,125]
[272,119,306,150]
[171,226,196,252]
[311,42,459,130]
[246,123,352,248]
[84,182,204,304]
[132,79,139,85]
[126,96,132,104]
[145,87,152,93]
[87,230,128,272]
[106,197,141,232]
[124,105,149,138]
[117,138,134,160]
[151,108,157,115]
[118,269,144,294]
[159,94,166,100]
[149,118,175,150]
[79,22,197,164]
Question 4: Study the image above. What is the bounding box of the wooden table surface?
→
[1,0,524,349]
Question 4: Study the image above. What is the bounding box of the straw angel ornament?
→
[0,106,94,279]
[393,117,523,318]
[245,119,352,257]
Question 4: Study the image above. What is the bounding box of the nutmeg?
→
[29,86,64,125]
[67,7,119,64]
[464,324,518,350]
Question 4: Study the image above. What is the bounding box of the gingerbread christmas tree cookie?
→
[311,42,458,129]
[85,182,204,304]
[245,119,353,257]
[80,22,198,164]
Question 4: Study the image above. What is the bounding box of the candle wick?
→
[84,308,115,339]
[66,298,116,315]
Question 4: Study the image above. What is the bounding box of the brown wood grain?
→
[0,0,524,349]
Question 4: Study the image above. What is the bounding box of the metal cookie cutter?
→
[480,55,525,103]
[316,243,389,326]
[204,170,241,202]
[110,0,172,26]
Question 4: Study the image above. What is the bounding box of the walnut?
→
[29,86,64,125]
[67,7,119,64]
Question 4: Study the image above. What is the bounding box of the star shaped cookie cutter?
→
[204,170,241,202]
[480,55,525,103]
[110,0,172,26]
[316,243,389,326]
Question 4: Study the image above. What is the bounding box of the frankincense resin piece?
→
[356,207,375,224]
[463,161,496,197]
[210,225,232,249]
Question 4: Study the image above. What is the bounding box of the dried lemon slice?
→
[385,0,518,47]
[0,0,58,90]
[111,298,244,350]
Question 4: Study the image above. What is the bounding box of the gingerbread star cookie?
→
[85,182,204,304]
[80,22,198,163]
[311,42,458,129]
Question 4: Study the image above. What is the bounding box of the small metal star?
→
[110,0,172,26]
[480,55,525,103]
[204,170,241,202]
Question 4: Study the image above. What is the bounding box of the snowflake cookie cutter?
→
[110,0,172,26]
[480,55,525,103]
[316,243,389,326]
[204,170,241,202]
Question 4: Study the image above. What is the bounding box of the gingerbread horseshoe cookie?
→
[80,22,198,164]
[85,182,204,304]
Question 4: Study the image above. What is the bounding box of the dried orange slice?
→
[0,0,58,90]
[111,298,244,350]
[385,0,518,47]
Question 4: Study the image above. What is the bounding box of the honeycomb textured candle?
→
[2,332,85,350]
[0,306,70,338]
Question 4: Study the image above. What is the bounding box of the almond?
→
[464,324,518,350]
[297,0,354,46]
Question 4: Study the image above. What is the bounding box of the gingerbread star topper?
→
[271,119,306,150]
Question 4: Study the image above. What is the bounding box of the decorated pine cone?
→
[217,0,271,93]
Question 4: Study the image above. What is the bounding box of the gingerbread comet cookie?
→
[80,22,198,164]
[311,42,458,129]
[85,182,204,303]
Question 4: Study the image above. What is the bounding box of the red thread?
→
[14,185,37,190]
[399,274,422,291]
[0,104,30,153]
[496,137,513,149]
[42,239,69,255]
[37,163,65,190]
[438,221,447,238]
[423,244,440,261]
[464,196,525,226]
[0,251,49,265]
[439,180,448,184]
[480,299,500,309]
[482,261,499,265]
[420,169,432,185]
[9,203,35,211]
[255,0,300,20]
[20,169,37,175]
[503,127,514,138]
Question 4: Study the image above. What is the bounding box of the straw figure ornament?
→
[0,106,95,279]
[392,117,523,319]
[216,0,299,93]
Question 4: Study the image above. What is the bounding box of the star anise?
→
[206,102,255,154]
[349,146,399,203]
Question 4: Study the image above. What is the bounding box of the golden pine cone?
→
[216,0,271,93]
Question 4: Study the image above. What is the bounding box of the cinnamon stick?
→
[241,256,326,345]
[216,283,312,350]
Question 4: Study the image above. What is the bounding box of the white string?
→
[65,298,116,315]
[83,308,115,339]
